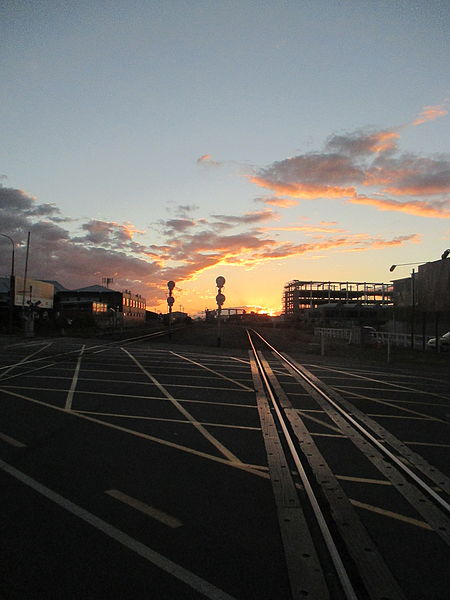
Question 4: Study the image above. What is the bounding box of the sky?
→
[1,0,449,316]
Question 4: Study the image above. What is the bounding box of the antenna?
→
[102,277,114,288]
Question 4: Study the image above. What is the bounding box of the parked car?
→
[426,331,450,351]
[362,326,377,344]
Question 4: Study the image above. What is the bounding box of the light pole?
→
[167,281,175,340]
[216,276,225,347]
[0,233,15,334]
[389,262,424,349]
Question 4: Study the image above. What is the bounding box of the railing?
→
[315,328,430,349]
[314,327,352,341]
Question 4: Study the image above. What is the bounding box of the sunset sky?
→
[1,1,449,316]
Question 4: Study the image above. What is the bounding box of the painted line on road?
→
[0,342,53,379]
[170,352,254,392]
[0,384,256,408]
[0,459,237,600]
[350,498,432,530]
[309,364,449,400]
[65,345,85,411]
[0,432,27,448]
[333,387,450,425]
[367,414,434,421]
[298,411,344,434]
[76,410,261,431]
[0,388,268,480]
[404,440,450,448]
[105,489,182,528]
[11,374,253,393]
[336,475,391,486]
[122,348,244,464]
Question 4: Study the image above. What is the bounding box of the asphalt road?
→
[0,332,449,599]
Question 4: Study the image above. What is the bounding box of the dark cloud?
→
[325,130,399,156]
[250,126,450,216]
[210,209,278,226]
[1,181,421,309]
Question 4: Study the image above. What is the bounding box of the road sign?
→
[167,296,175,306]
[216,276,225,288]
[216,293,225,306]
[167,280,175,291]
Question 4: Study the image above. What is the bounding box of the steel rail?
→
[247,330,359,600]
[249,328,450,516]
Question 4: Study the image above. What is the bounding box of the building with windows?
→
[391,257,450,312]
[54,284,146,326]
[284,280,392,315]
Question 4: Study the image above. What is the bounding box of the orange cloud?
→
[326,130,399,155]
[197,154,221,166]
[263,224,346,233]
[370,131,400,153]
[249,177,357,199]
[255,196,299,207]
[349,196,450,218]
[249,233,420,262]
[413,104,448,126]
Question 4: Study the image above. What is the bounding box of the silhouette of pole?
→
[0,233,15,334]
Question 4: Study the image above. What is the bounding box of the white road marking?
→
[65,345,85,411]
[15,374,252,393]
[298,411,343,434]
[404,440,450,448]
[333,387,450,425]
[336,475,391,486]
[0,432,26,447]
[367,414,433,421]
[0,384,256,408]
[309,364,448,400]
[350,498,432,530]
[0,459,237,600]
[0,342,53,379]
[229,357,250,364]
[76,410,261,431]
[122,348,244,464]
[0,388,268,479]
[170,351,254,392]
[105,489,182,528]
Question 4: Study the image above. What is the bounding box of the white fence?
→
[314,327,429,349]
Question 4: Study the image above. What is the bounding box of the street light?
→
[0,233,15,334]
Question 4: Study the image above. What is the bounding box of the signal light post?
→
[167,280,175,340]
[216,276,225,347]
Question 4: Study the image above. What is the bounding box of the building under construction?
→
[283,280,393,316]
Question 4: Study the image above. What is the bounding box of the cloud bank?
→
[4,105,445,309]
[249,116,450,217]
[1,183,419,309]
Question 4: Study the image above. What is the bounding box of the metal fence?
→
[315,327,431,350]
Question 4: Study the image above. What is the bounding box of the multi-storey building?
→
[283,280,392,316]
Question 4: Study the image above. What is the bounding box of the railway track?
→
[1,326,449,599]
[246,328,450,600]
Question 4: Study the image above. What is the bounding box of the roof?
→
[72,285,119,293]
[41,280,69,291]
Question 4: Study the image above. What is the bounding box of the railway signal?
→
[167,281,175,339]
[216,276,226,347]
